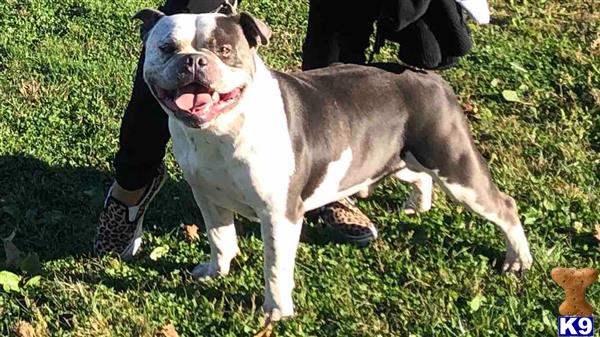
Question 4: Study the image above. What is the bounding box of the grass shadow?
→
[0,154,379,269]
[0,154,199,262]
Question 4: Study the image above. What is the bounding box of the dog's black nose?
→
[186,54,208,70]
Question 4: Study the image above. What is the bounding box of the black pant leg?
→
[114,50,169,191]
[337,0,382,64]
[163,0,233,14]
[114,0,192,190]
[301,0,340,70]
[301,0,381,70]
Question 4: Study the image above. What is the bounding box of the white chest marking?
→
[169,56,296,219]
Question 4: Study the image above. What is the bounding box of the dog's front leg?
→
[190,192,239,279]
[260,213,302,321]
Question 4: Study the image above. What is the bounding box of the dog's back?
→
[272,64,462,212]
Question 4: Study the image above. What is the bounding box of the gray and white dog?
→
[134,10,533,321]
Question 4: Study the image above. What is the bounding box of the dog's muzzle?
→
[151,54,246,127]
[153,82,245,127]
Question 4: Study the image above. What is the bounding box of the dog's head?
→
[134,9,271,128]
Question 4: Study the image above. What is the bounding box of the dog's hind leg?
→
[438,175,532,273]
[404,125,533,273]
[190,192,239,279]
[394,167,433,214]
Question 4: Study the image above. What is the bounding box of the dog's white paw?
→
[502,249,533,274]
[402,190,431,215]
[253,306,292,337]
[263,295,295,322]
[403,204,417,215]
[191,262,225,280]
[264,307,294,322]
[191,249,239,280]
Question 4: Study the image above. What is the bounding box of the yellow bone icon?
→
[551,267,598,316]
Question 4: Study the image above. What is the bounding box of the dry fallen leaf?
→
[182,223,200,242]
[594,225,600,244]
[155,323,179,337]
[3,230,25,268]
[12,321,36,337]
[253,322,274,337]
[4,240,25,268]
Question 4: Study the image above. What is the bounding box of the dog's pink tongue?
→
[175,93,213,112]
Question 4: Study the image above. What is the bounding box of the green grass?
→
[1,0,599,335]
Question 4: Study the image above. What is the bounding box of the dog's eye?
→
[159,43,177,54]
[218,44,232,57]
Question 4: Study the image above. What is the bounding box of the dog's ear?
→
[132,8,165,41]
[216,2,236,15]
[238,12,271,48]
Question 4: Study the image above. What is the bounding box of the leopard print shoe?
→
[94,165,167,260]
[319,198,377,246]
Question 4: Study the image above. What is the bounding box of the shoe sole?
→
[324,223,378,247]
[118,170,167,260]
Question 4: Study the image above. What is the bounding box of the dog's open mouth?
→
[154,82,244,126]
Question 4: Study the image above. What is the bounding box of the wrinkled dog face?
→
[135,10,271,128]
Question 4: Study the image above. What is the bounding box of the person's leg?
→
[94,44,170,258]
[336,0,382,65]
[112,48,170,194]
[112,0,237,198]
[301,1,380,245]
[301,0,339,70]
[302,0,381,69]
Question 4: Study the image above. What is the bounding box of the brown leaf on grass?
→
[591,88,600,107]
[591,34,600,54]
[155,324,179,337]
[181,223,200,242]
[253,322,274,337]
[460,96,479,118]
[462,102,475,114]
[4,240,25,268]
[3,230,25,268]
[12,321,36,337]
[594,225,600,244]
[3,230,41,275]
[19,80,42,102]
